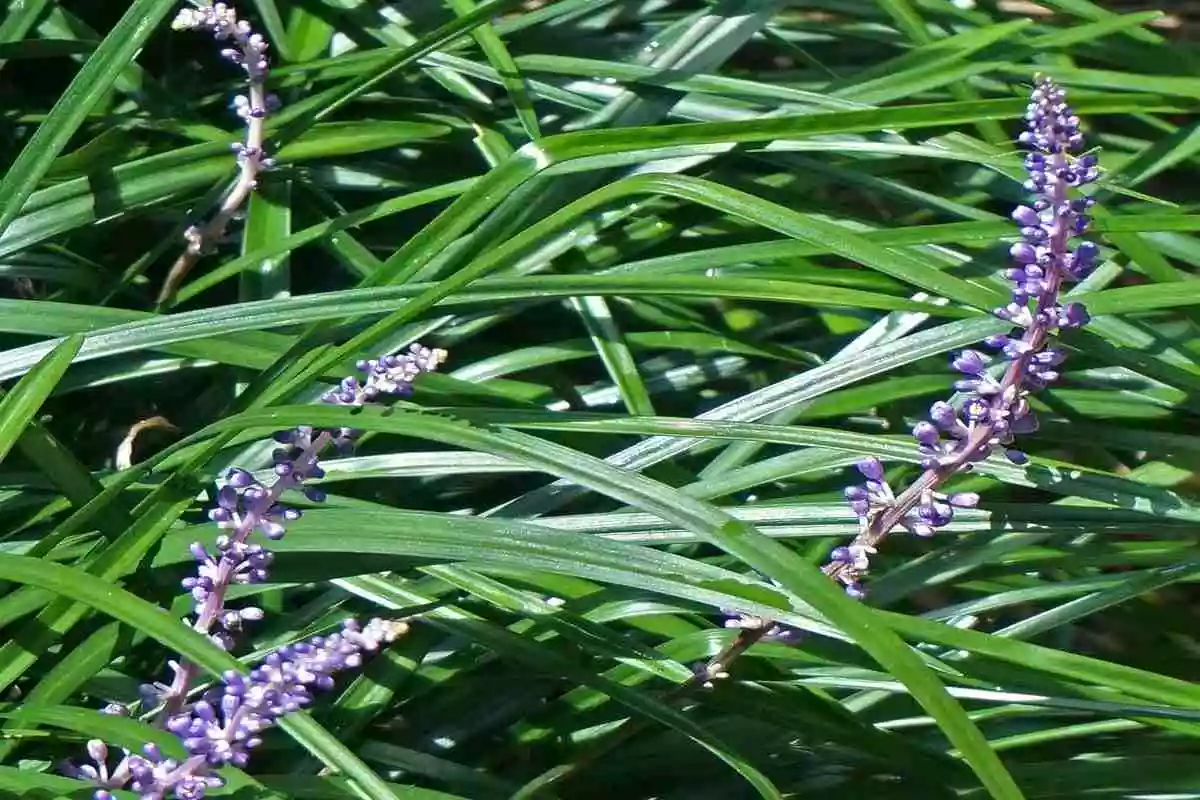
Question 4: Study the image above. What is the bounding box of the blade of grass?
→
[0,0,176,237]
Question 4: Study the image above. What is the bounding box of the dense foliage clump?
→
[0,3,1197,799]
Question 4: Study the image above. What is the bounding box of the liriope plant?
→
[63,11,453,798]
[65,343,445,799]
[703,74,1098,679]
[56,4,1105,798]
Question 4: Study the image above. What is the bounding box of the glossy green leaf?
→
[0,334,80,463]
[0,0,175,236]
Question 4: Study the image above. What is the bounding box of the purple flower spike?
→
[830,76,1094,600]
[103,619,404,797]
[162,2,281,303]
[173,344,445,666]
[67,341,445,800]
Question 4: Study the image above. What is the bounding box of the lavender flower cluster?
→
[76,619,405,800]
[829,76,1097,597]
[161,2,279,302]
[65,344,446,800]
[172,2,276,181]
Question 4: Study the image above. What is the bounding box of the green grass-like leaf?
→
[4,2,1200,798]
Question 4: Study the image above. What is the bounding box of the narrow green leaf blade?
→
[0,333,80,464]
[0,0,176,236]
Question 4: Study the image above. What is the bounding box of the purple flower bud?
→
[912,421,939,446]
[1010,242,1038,264]
[951,349,987,375]
[917,502,953,526]
[226,468,255,488]
[982,335,1009,351]
[1073,240,1098,266]
[1062,302,1090,328]
[844,486,868,501]
[930,401,957,429]
[947,492,980,508]
[1011,205,1040,227]
[1033,348,1065,365]
[856,457,885,482]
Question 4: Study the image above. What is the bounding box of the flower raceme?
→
[159,2,279,301]
[79,620,407,800]
[178,346,445,657]
[171,2,276,181]
[65,344,446,800]
[829,76,1097,597]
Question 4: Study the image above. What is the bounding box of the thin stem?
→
[157,96,266,303]
[158,4,274,303]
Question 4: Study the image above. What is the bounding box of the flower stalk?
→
[707,75,1098,679]
[159,2,278,303]
[65,344,446,800]
[827,75,1095,596]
